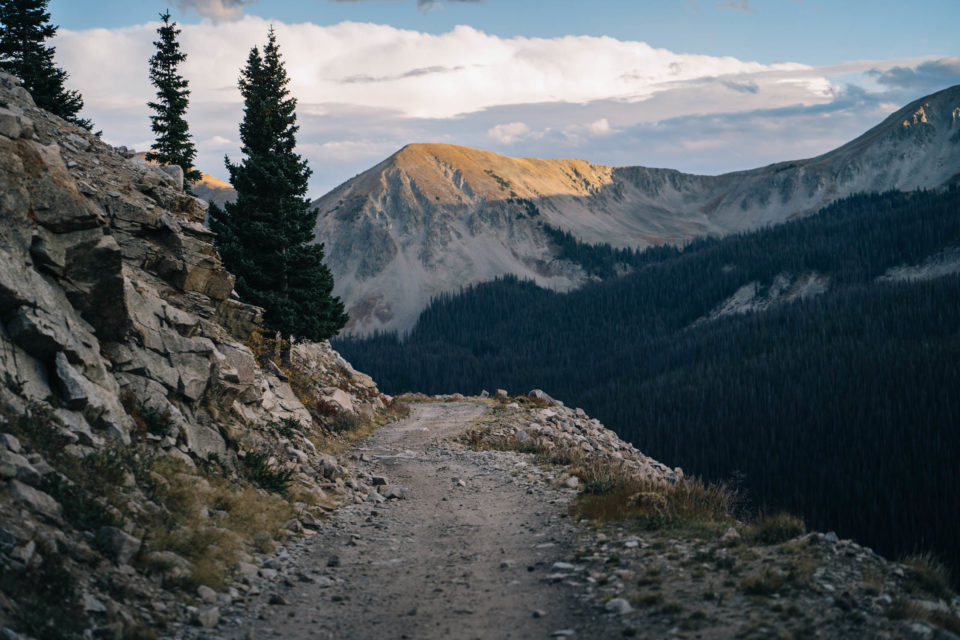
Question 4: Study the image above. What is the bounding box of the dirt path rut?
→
[228,402,613,640]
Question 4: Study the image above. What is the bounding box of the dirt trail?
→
[227,402,613,640]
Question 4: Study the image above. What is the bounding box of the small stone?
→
[82,592,108,613]
[10,540,36,564]
[384,486,408,500]
[193,605,219,628]
[533,609,547,618]
[564,476,580,489]
[370,475,388,486]
[495,389,509,399]
[605,598,633,615]
[551,562,576,572]
[824,531,839,543]
[258,568,278,580]
[197,585,217,604]
[327,555,341,567]
[268,594,289,606]
[0,628,21,640]
[500,560,515,569]
[720,527,741,545]
[235,562,258,580]
[452,477,467,487]
[550,631,576,638]
[0,433,21,453]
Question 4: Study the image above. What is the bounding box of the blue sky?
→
[47,0,960,196]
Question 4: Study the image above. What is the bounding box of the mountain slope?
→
[312,84,960,334]
[192,172,236,207]
[334,187,960,582]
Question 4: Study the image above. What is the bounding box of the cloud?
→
[175,0,257,21]
[341,65,466,84]
[51,17,931,197]
[720,79,758,93]
[716,0,757,13]
[329,0,481,12]
[488,122,530,144]
[868,57,960,93]
[586,118,612,136]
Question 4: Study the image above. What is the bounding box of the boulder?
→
[180,421,226,461]
[321,387,356,415]
[96,526,141,564]
[158,164,184,192]
[8,479,62,522]
[54,351,89,409]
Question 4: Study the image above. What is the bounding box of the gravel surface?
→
[222,402,615,640]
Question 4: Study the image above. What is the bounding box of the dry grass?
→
[570,475,736,535]
[887,599,960,634]
[901,553,952,600]
[863,565,886,595]
[744,513,806,546]
[143,457,294,588]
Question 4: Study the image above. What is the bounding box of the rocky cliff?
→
[0,71,397,637]
[312,85,960,334]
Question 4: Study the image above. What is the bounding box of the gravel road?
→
[226,402,614,640]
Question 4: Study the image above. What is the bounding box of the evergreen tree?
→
[146,10,201,184]
[210,27,347,350]
[0,0,90,128]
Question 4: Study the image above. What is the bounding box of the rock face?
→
[312,84,960,334]
[0,71,383,457]
[0,71,393,635]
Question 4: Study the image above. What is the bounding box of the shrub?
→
[38,473,115,532]
[241,449,294,494]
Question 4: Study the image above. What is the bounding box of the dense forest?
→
[335,188,960,578]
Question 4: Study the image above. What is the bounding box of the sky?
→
[46,0,960,198]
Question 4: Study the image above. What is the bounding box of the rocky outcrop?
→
[0,72,394,637]
[313,85,960,335]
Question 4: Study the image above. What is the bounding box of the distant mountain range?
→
[310,84,960,335]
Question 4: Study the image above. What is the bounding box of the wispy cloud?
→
[868,57,960,92]
[341,65,467,84]
[716,0,757,14]
[329,0,482,12]
[175,0,257,21]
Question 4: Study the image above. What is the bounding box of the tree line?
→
[0,0,346,345]
[335,187,960,579]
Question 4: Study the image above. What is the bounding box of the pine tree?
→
[146,10,201,184]
[0,0,90,128]
[209,27,347,349]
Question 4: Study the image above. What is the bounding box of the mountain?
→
[192,172,236,207]
[312,84,960,334]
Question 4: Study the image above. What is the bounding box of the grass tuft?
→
[744,513,806,546]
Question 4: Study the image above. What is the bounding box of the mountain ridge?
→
[311,84,960,334]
